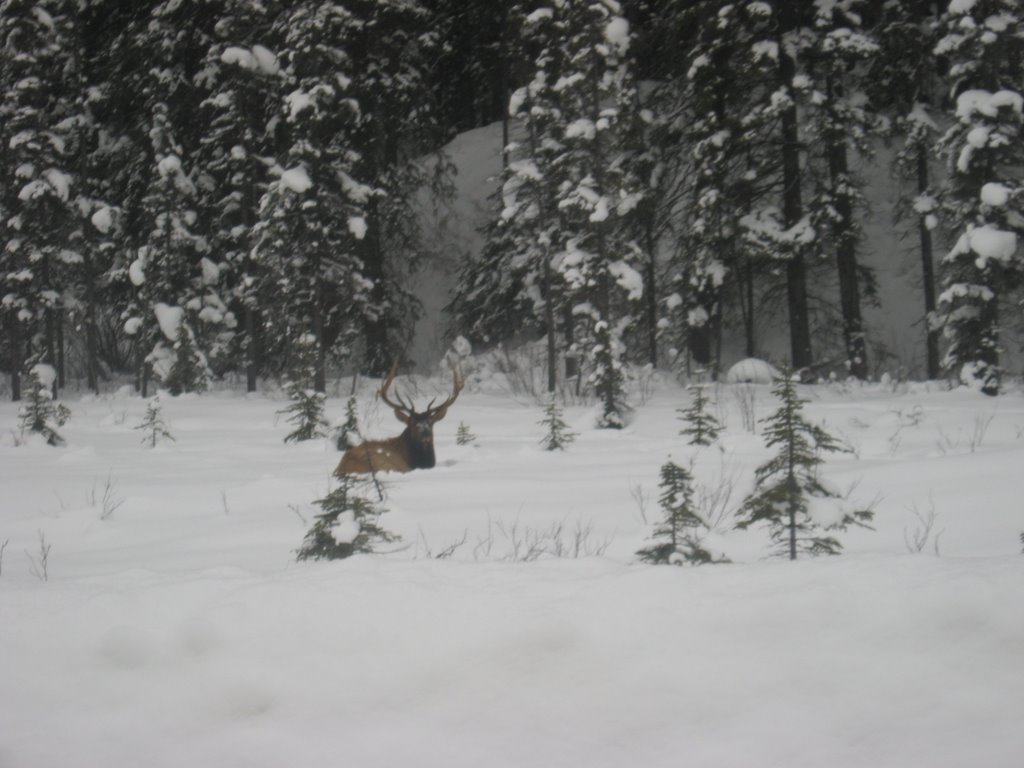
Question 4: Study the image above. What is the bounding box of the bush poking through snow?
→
[735,369,873,559]
[456,421,477,446]
[678,383,722,446]
[162,319,210,395]
[296,475,399,561]
[637,460,727,566]
[334,394,361,451]
[539,394,577,451]
[136,395,175,447]
[280,334,329,444]
[18,366,70,446]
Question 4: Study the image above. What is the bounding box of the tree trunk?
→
[778,17,813,371]
[313,288,327,394]
[916,146,940,380]
[245,306,259,393]
[56,312,65,392]
[827,124,868,379]
[8,315,22,402]
[544,256,557,394]
[643,209,658,368]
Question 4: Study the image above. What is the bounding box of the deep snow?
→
[1,371,1022,768]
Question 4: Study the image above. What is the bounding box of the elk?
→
[335,363,464,476]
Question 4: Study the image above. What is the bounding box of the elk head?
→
[335,363,464,476]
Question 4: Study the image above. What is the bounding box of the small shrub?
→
[18,365,70,446]
[280,334,329,443]
[637,460,727,565]
[296,476,399,561]
[678,383,722,446]
[539,393,577,451]
[456,421,477,446]
[135,394,175,447]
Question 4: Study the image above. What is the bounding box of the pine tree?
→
[735,369,872,559]
[162,317,209,396]
[296,474,399,561]
[253,1,372,391]
[135,394,174,447]
[539,393,577,451]
[934,0,1024,395]
[678,382,722,446]
[0,0,81,400]
[17,365,70,446]
[335,394,361,451]
[280,333,329,444]
[456,421,476,446]
[637,460,722,565]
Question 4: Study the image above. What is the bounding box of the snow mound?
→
[725,358,781,384]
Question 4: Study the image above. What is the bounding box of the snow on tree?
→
[135,393,174,447]
[195,1,282,393]
[802,0,881,380]
[735,369,873,559]
[637,459,724,565]
[17,363,70,446]
[253,2,373,391]
[545,0,646,427]
[934,0,1023,396]
[296,474,399,561]
[279,332,329,444]
[0,0,81,400]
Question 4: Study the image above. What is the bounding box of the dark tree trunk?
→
[826,124,868,380]
[643,212,658,368]
[916,146,940,380]
[313,288,327,394]
[778,15,813,371]
[544,256,557,394]
[56,312,66,392]
[8,315,22,401]
[245,306,259,393]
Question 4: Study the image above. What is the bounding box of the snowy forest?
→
[3,3,1024,766]
[2,0,1022,414]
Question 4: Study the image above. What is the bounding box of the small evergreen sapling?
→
[678,383,722,446]
[735,370,873,559]
[296,475,399,561]
[637,460,724,565]
[456,421,477,446]
[335,394,361,451]
[539,393,577,451]
[280,334,329,443]
[162,318,210,395]
[18,365,70,446]
[136,395,175,447]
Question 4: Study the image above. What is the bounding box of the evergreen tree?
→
[253,2,373,391]
[678,382,722,446]
[550,0,645,427]
[0,0,81,400]
[934,0,1023,395]
[803,0,881,380]
[17,364,70,446]
[162,316,210,395]
[195,1,284,392]
[280,332,329,444]
[735,369,872,559]
[335,393,361,451]
[135,394,174,447]
[637,459,722,565]
[456,421,476,446]
[539,393,577,451]
[296,474,399,561]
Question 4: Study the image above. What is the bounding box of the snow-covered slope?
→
[2,375,1022,767]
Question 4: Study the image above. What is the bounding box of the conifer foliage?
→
[677,383,722,446]
[637,459,723,565]
[735,370,872,559]
[18,365,70,446]
[539,393,577,451]
[135,395,174,448]
[296,475,399,561]
[280,333,329,444]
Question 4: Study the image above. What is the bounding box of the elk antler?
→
[425,362,464,424]
[378,362,413,423]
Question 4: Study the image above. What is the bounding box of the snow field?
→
[1,375,1023,767]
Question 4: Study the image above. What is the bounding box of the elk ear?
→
[393,408,412,425]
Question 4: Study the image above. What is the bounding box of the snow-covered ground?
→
[2,371,1022,768]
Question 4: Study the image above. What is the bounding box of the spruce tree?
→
[280,333,329,444]
[539,393,576,451]
[735,369,872,559]
[678,382,722,446]
[637,459,723,565]
[17,365,70,446]
[456,422,477,446]
[135,394,174,447]
[934,0,1024,395]
[297,475,399,561]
